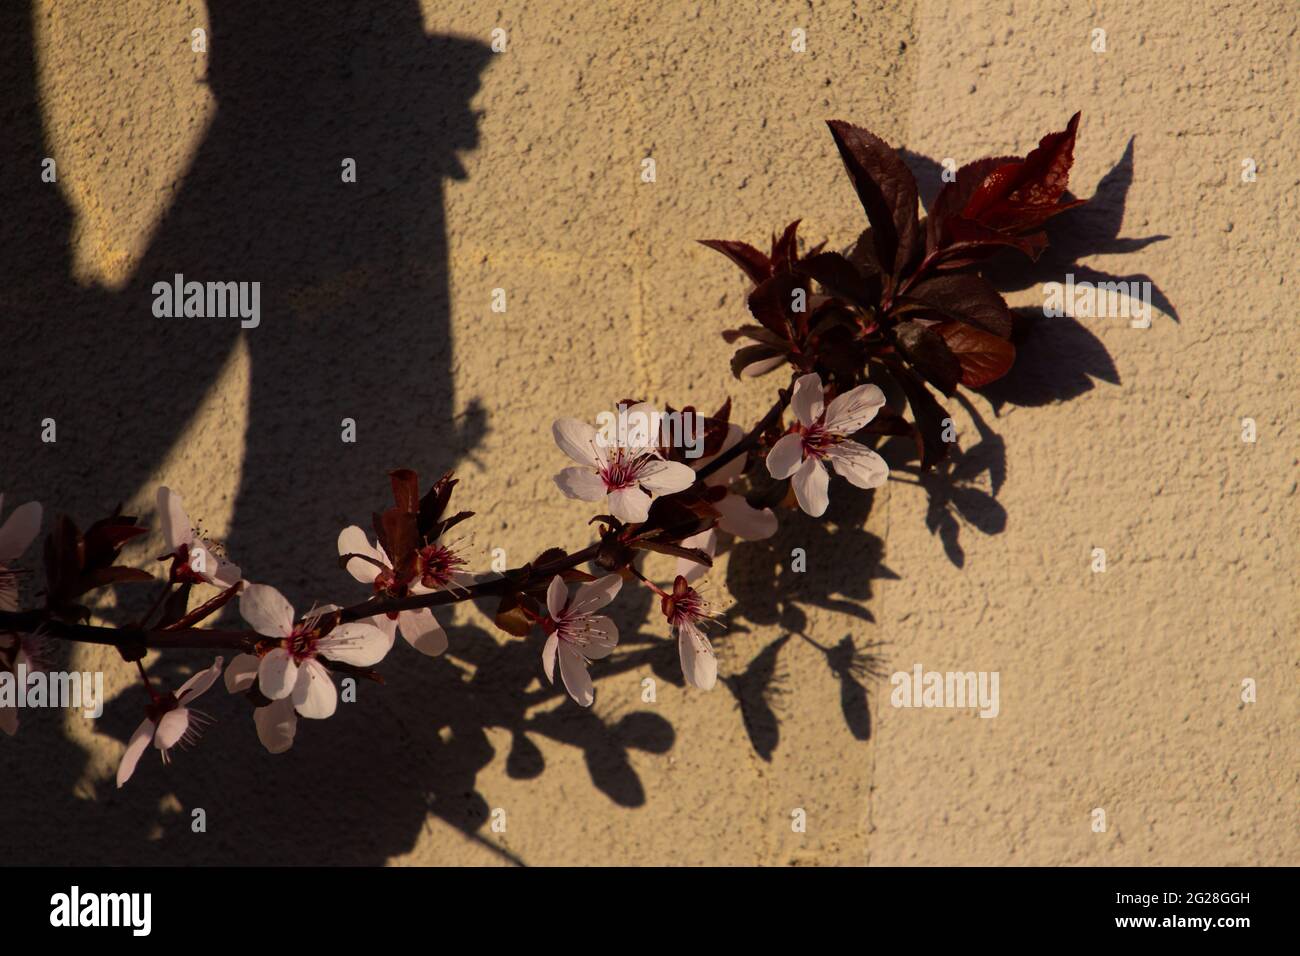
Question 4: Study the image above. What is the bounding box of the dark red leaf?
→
[894,320,962,396]
[533,547,569,569]
[633,540,713,567]
[826,120,921,276]
[389,469,420,515]
[858,405,914,438]
[44,515,82,600]
[494,591,536,637]
[938,217,1049,265]
[710,397,733,425]
[961,113,1083,233]
[638,494,713,539]
[721,325,789,349]
[83,514,147,572]
[747,271,805,338]
[377,508,418,574]
[795,251,881,309]
[770,220,802,271]
[79,566,154,593]
[926,156,1014,250]
[730,343,788,379]
[430,510,473,541]
[845,228,885,278]
[158,581,193,629]
[698,239,771,285]
[934,321,1017,387]
[417,473,456,532]
[160,579,242,631]
[900,274,1015,339]
[891,365,952,470]
[699,412,730,459]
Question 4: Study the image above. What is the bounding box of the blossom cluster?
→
[0,114,1088,788]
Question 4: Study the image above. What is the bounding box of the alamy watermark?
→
[1043,273,1152,328]
[0,665,103,719]
[152,273,261,329]
[890,664,999,718]
[49,886,151,936]
[594,404,705,458]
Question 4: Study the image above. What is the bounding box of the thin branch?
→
[695,387,791,482]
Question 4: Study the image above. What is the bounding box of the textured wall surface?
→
[0,0,1294,865]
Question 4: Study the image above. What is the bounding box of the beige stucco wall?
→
[0,0,1294,864]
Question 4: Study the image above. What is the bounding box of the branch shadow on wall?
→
[720,489,894,759]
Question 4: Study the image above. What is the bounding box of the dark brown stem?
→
[0,543,604,653]
[138,582,174,630]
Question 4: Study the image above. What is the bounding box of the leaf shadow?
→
[716,486,896,754]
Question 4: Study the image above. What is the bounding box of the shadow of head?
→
[205,2,492,179]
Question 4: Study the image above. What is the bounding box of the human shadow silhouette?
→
[0,0,529,865]
[2,0,490,604]
[0,0,824,860]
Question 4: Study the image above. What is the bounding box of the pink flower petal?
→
[741,352,787,377]
[677,619,718,690]
[607,486,653,523]
[254,697,297,754]
[369,613,398,645]
[701,424,747,487]
[621,402,662,454]
[292,659,337,719]
[203,553,242,589]
[824,440,890,489]
[258,647,298,700]
[337,526,383,583]
[790,373,825,428]
[552,418,603,467]
[823,383,886,435]
[546,576,567,619]
[224,654,260,694]
[637,459,697,495]
[176,656,224,704]
[398,608,448,656]
[154,707,191,750]
[674,529,717,583]
[156,487,191,552]
[541,633,559,682]
[0,702,18,736]
[715,494,778,540]
[317,622,390,667]
[569,574,622,615]
[554,466,607,501]
[240,583,295,638]
[766,432,805,480]
[0,500,42,562]
[577,616,618,659]
[116,719,155,788]
[792,456,830,517]
[557,645,595,706]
